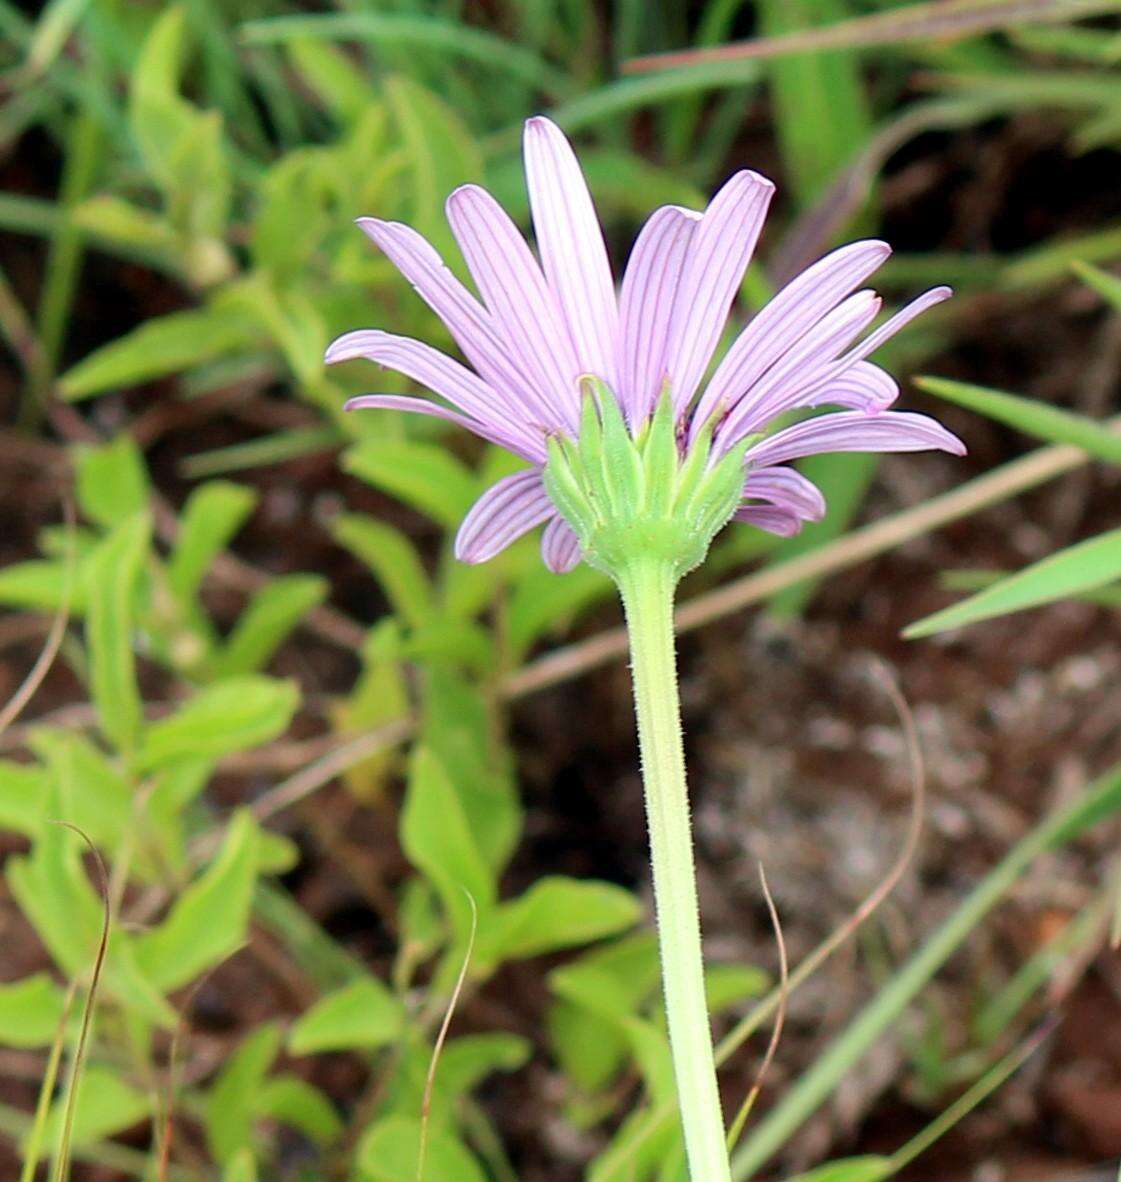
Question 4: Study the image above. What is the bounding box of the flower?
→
[327,116,964,574]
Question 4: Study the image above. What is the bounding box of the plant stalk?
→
[616,556,730,1182]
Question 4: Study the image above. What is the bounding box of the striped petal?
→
[356,218,547,427]
[744,410,966,469]
[664,170,775,414]
[743,466,826,522]
[692,239,891,435]
[616,205,701,424]
[454,468,555,564]
[446,184,580,432]
[343,395,536,457]
[733,504,804,536]
[714,290,883,450]
[541,515,583,573]
[524,117,618,386]
[327,329,544,460]
[802,362,898,415]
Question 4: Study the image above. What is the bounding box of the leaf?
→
[223,1149,257,1182]
[85,512,150,756]
[331,513,434,629]
[29,730,132,853]
[256,1075,342,1145]
[0,761,49,839]
[1074,259,1121,311]
[36,1066,149,1150]
[0,559,90,614]
[73,434,150,527]
[435,1032,531,1100]
[483,877,642,965]
[134,810,260,991]
[0,974,66,1049]
[59,304,258,400]
[206,1024,281,1164]
[342,439,478,530]
[916,375,1121,464]
[786,1158,893,1182]
[213,575,327,676]
[356,1115,488,1182]
[288,978,404,1055]
[905,527,1121,637]
[401,746,495,948]
[167,480,258,603]
[136,676,299,772]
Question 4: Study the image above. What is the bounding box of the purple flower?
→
[327,116,964,574]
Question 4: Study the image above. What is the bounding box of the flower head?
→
[328,116,964,575]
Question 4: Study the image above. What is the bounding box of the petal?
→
[327,329,544,461]
[714,290,883,450]
[616,205,701,424]
[524,116,619,385]
[692,239,891,434]
[802,362,898,414]
[541,515,583,573]
[733,504,805,536]
[343,394,537,457]
[743,466,826,522]
[664,170,775,414]
[356,218,545,425]
[445,184,580,432]
[744,410,966,469]
[454,468,554,564]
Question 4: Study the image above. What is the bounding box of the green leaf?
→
[288,978,404,1055]
[85,512,150,755]
[29,730,132,853]
[73,434,150,527]
[356,1115,487,1182]
[36,1066,149,1150]
[401,747,495,948]
[256,1075,342,1145]
[136,676,299,772]
[59,304,257,400]
[331,513,434,629]
[0,559,89,614]
[905,527,1121,637]
[787,1158,892,1182]
[222,1149,257,1182]
[916,375,1121,464]
[167,481,258,603]
[343,439,478,530]
[1075,259,1121,311]
[206,1024,281,1164]
[0,974,66,1049]
[214,575,327,676]
[435,1033,531,1100]
[135,810,260,991]
[483,876,642,965]
[0,761,49,839]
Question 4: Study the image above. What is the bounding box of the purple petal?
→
[454,468,554,564]
[744,410,966,469]
[692,239,891,435]
[616,205,701,424]
[714,290,883,451]
[733,504,804,536]
[328,329,544,461]
[445,185,580,432]
[540,515,583,573]
[743,466,826,522]
[802,362,898,414]
[524,117,619,387]
[665,170,775,415]
[343,394,538,457]
[356,218,545,428]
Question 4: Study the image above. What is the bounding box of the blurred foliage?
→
[1,0,1121,1179]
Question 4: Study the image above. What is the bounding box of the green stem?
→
[616,557,730,1182]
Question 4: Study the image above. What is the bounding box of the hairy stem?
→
[616,557,729,1182]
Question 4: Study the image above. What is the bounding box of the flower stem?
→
[616,557,730,1182]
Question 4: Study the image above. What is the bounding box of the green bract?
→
[544,379,753,583]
